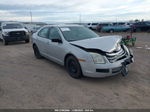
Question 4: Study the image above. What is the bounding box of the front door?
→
[47,27,66,65]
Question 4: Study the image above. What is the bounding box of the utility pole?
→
[79,13,81,24]
[116,16,118,25]
[30,11,32,24]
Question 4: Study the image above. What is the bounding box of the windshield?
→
[2,24,23,29]
[60,26,99,42]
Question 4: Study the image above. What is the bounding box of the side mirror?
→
[51,38,62,43]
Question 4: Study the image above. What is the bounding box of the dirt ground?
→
[0,33,150,109]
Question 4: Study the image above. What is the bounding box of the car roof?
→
[1,22,22,25]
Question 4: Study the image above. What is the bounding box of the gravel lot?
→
[0,33,150,109]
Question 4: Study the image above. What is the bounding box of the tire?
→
[89,27,92,30]
[33,45,42,59]
[66,56,82,79]
[25,39,30,43]
[3,39,8,45]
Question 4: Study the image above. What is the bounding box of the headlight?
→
[25,31,29,35]
[90,52,105,64]
[3,32,9,36]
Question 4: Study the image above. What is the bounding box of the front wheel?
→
[66,56,82,79]
[3,39,8,45]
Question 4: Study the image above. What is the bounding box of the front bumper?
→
[81,55,134,78]
[3,35,29,42]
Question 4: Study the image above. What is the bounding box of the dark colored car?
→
[101,25,131,33]
[96,23,110,32]
[131,22,150,32]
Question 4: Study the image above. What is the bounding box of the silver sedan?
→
[32,24,134,79]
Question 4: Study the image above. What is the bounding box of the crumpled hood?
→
[70,35,122,53]
[2,28,28,33]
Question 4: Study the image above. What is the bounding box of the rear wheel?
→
[89,27,93,30]
[33,45,42,59]
[66,56,82,79]
[25,39,30,43]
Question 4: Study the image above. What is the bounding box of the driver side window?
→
[49,27,61,39]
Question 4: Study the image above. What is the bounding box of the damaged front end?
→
[70,36,134,77]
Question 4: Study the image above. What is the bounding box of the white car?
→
[87,23,99,30]
[0,22,30,45]
[32,24,134,79]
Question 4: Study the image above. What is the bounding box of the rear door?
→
[36,27,50,56]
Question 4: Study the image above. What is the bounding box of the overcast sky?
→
[0,0,150,23]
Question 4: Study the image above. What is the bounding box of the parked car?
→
[131,21,150,32]
[101,24,131,33]
[0,22,30,45]
[87,23,99,30]
[32,24,134,79]
[96,23,110,32]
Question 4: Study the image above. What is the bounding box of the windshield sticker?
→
[61,28,70,31]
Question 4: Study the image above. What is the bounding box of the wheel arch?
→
[64,53,77,67]
[64,53,83,78]
[32,43,37,48]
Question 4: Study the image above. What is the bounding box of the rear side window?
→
[49,27,61,39]
[38,27,49,38]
